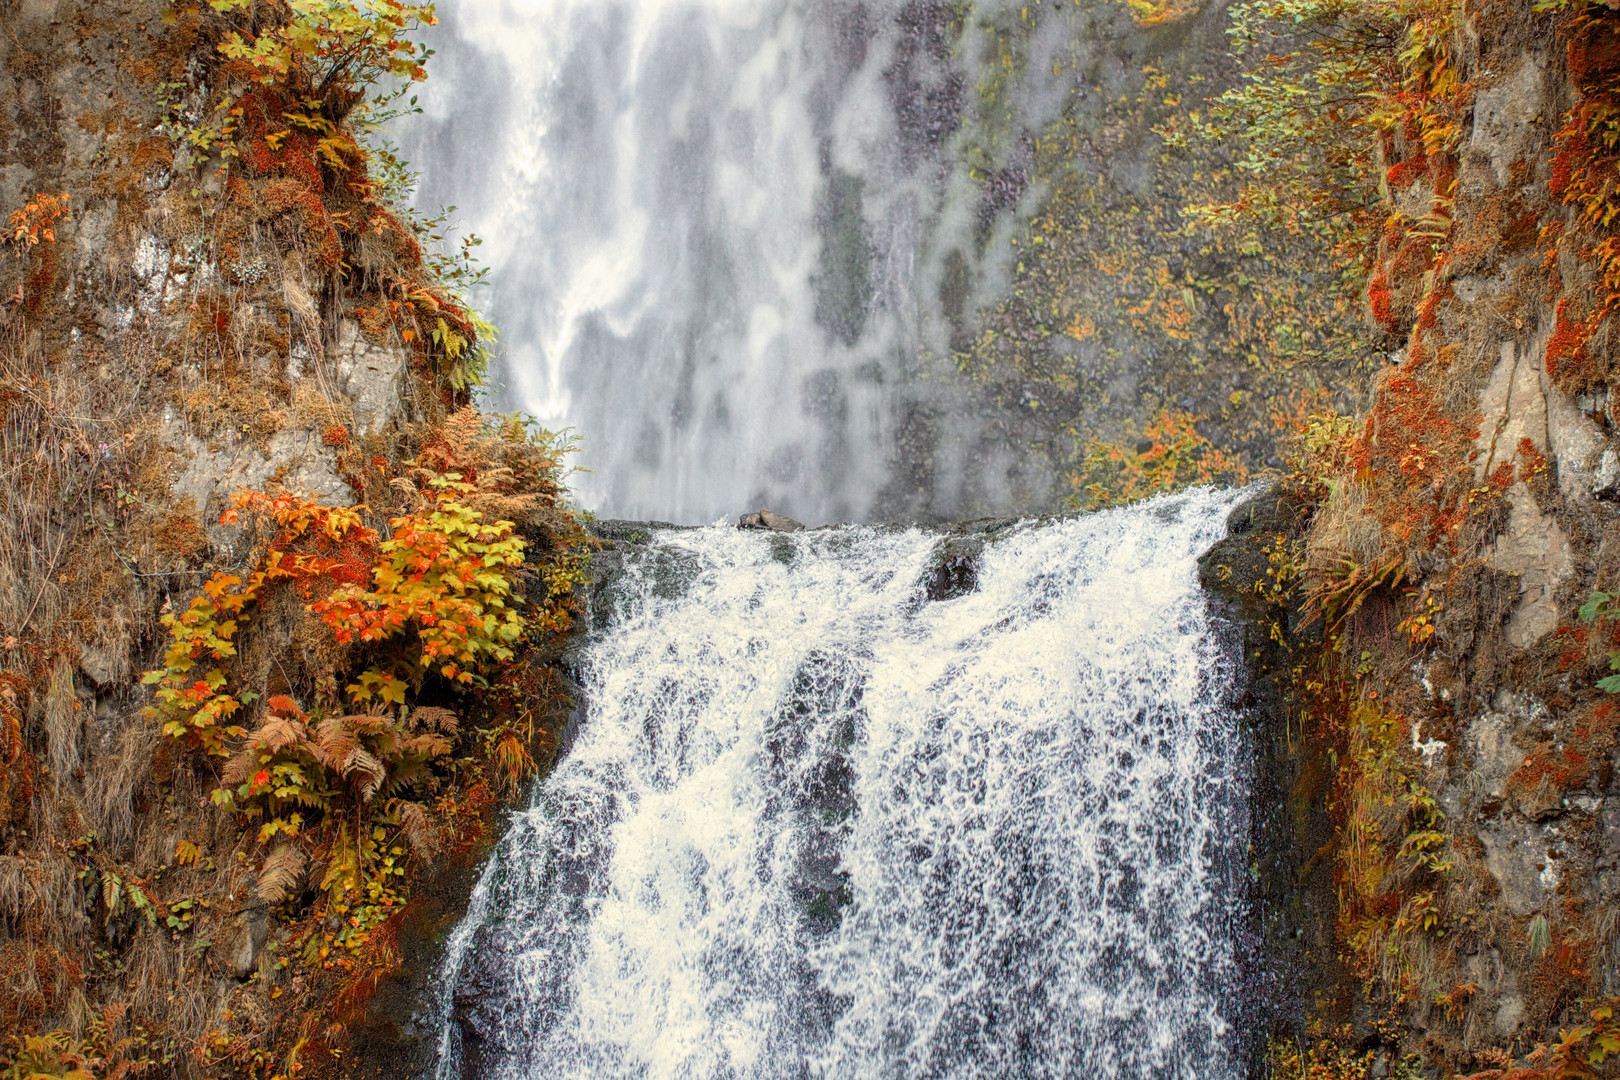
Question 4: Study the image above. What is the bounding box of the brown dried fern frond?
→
[220,748,256,789]
[407,705,457,735]
[251,715,308,756]
[341,747,386,802]
[311,716,359,773]
[255,844,305,904]
[391,798,438,858]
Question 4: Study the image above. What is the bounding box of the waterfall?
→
[401,0,1112,524]
[428,488,1252,1079]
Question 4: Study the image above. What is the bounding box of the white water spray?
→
[430,488,1251,1079]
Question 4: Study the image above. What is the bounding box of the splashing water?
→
[429,488,1251,1079]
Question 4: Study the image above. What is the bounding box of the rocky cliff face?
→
[0,3,581,1075]
[1205,2,1620,1070]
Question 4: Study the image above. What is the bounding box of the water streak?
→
[401,0,1111,523]
[431,488,1250,1079]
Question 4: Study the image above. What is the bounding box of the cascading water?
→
[401,0,1112,523]
[428,487,1252,1079]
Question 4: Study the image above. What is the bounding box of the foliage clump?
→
[160,0,494,395]
[0,0,589,1071]
[1539,0,1620,393]
[130,408,585,1072]
[1069,409,1247,508]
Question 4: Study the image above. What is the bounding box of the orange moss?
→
[1414,281,1448,332]
[1550,145,1577,199]
[1517,436,1547,481]
[153,510,209,558]
[1545,298,1592,381]
[1391,238,1432,277]
[1368,269,1397,331]
[351,304,389,340]
[1509,745,1590,795]
[1386,155,1429,190]
[1556,626,1590,671]
[1568,17,1620,89]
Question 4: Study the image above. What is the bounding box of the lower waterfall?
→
[430,489,1252,1079]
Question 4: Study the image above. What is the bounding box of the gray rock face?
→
[1479,817,1560,914]
[738,509,804,532]
[1462,705,1523,800]
[330,319,409,437]
[164,412,353,515]
[1450,692,1593,917]
[1489,485,1574,649]
[1493,982,1526,1038]
[1544,377,1607,504]
[1469,56,1546,188]
[218,905,268,979]
[1471,339,1584,648]
[77,641,124,689]
[1595,448,1620,501]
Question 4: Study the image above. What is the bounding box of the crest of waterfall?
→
[429,488,1252,1079]
[400,0,1095,524]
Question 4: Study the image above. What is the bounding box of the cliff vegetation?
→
[1163,0,1620,1073]
[0,2,585,1077]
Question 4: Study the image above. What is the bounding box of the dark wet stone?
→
[739,509,805,532]
[588,518,686,544]
[925,536,983,600]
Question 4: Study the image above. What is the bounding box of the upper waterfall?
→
[400,0,1097,524]
[428,488,1252,1079]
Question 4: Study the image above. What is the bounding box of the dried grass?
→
[0,849,87,941]
[1307,476,1386,572]
[84,722,161,857]
[41,658,81,784]
[291,377,351,430]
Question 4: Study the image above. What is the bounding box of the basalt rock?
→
[1197,485,1309,626]
[925,536,982,600]
[1195,484,1337,1059]
[738,509,805,532]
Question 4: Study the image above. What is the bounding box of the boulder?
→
[738,509,804,532]
[1595,448,1620,501]
[925,536,982,601]
[217,904,268,979]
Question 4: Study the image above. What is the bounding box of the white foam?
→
[430,488,1251,1079]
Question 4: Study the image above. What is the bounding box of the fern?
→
[390,799,437,858]
[255,844,306,905]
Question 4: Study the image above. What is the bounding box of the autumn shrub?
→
[162,0,495,395]
[1068,409,1247,508]
[1455,1001,1620,1079]
[0,1010,155,1080]
[135,408,586,1069]
[1268,1025,1424,1080]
